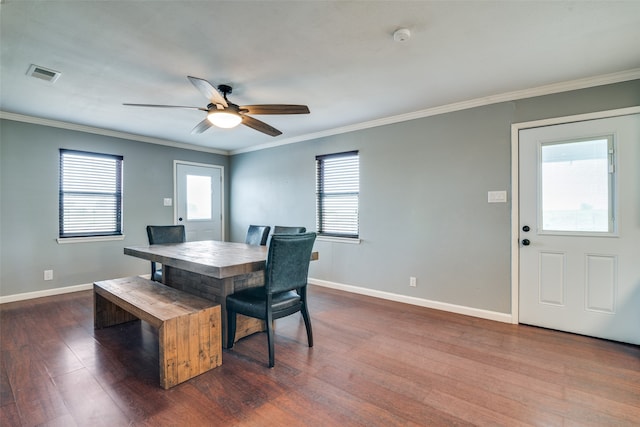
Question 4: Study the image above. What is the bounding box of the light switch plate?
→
[163,198,173,206]
[488,191,507,203]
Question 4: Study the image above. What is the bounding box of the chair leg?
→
[227,308,236,349]
[266,310,275,368]
[301,303,313,347]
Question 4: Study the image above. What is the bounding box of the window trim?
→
[315,150,360,240]
[316,234,361,244]
[56,235,126,244]
[58,149,124,241]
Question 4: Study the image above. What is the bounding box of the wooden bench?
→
[94,276,221,389]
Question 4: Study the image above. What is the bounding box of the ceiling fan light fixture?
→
[207,111,242,128]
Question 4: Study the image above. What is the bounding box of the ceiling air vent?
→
[27,64,61,83]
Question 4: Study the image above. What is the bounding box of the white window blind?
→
[316,151,359,238]
[59,149,123,238]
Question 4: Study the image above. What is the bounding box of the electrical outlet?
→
[44,270,53,281]
[409,276,417,287]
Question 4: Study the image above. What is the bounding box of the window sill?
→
[317,235,361,244]
[57,235,125,244]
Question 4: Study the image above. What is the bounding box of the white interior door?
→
[175,162,223,242]
[519,113,640,345]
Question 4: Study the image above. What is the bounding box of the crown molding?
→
[0,111,229,156]
[230,68,640,155]
[3,69,638,157]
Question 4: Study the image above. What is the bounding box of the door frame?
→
[173,160,225,241]
[510,106,640,325]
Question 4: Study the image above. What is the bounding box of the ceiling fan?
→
[123,76,310,137]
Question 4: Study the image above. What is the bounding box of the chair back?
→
[273,226,306,234]
[265,232,316,294]
[245,225,271,245]
[146,225,186,245]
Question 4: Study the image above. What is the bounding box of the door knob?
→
[522,239,530,246]
[522,225,530,232]
[178,217,183,222]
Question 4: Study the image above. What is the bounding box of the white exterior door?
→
[518,113,640,345]
[175,162,223,242]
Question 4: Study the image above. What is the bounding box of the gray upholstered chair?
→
[226,232,317,368]
[273,226,306,234]
[146,225,186,281]
[245,225,271,246]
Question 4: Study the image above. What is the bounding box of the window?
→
[316,151,359,239]
[59,149,123,239]
[539,137,614,234]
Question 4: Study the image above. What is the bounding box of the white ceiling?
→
[1,1,639,154]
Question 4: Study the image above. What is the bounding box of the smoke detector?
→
[27,64,61,83]
[393,28,411,42]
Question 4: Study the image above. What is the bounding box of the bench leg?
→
[159,319,177,389]
[158,307,222,389]
[94,292,138,329]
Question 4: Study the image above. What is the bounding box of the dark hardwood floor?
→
[1,285,638,426]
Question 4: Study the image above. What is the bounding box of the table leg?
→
[162,265,265,348]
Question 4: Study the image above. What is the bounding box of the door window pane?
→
[540,137,612,233]
[186,175,212,220]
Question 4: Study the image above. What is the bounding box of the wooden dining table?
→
[124,240,317,348]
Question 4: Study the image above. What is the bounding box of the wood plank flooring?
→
[1,285,638,426]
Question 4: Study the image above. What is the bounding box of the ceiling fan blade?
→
[191,118,213,134]
[123,103,207,111]
[241,104,310,115]
[187,76,228,107]
[242,115,282,137]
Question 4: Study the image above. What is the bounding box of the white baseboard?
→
[309,278,513,324]
[0,283,94,304]
[0,274,153,304]
[1,276,512,325]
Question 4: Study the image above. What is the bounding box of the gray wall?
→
[2,80,638,307]
[229,80,640,314]
[0,120,228,296]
